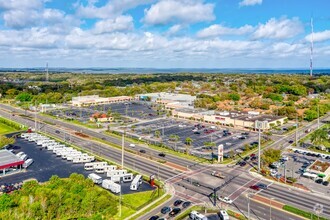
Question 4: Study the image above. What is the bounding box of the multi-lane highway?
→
[1,104,329,220]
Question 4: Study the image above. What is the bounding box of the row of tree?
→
[0,174,118,219]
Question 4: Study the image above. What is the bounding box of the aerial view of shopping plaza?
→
[1,0,330,220]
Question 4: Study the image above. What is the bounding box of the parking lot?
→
[129,118,259,159]
[48,101,162,123]
[270,150,330,194]
[0,136,153,195]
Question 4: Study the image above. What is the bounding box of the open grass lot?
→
[0,121,17,134]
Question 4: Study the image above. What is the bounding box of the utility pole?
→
[317,104,320,129]
[121,132,124,168]
[257,121,262,172]
[247,194,251,220]
[34,100,37,131]
[295,114,298,147]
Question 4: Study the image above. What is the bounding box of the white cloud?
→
[253,17,304,39]
[166,24,184,35]
[306,30,330,42]
[76,0,154,19]
[0,0,43,10]
[93,16,134,34]
[197,24,254,38]
[143,0,215,25]
[239,0,262,7]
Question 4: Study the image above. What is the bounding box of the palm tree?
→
[185,137,193,155]
[155,130,161,138]
[169,134,180,151]
[311,128,328,146]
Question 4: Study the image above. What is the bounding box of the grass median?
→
[283,205,328,220]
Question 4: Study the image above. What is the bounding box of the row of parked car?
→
[293,148,330,160]
[0,182,23,194]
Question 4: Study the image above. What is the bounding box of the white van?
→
[219,210,229,220]
[189,211,207,220]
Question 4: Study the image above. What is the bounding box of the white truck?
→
[189,211,207,220]
[211,171,225,179]
[88,173,103,184]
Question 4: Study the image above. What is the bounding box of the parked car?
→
[174,199,183,206]
[315,179,323,184]
[161,206,171,214]
[169,208,181,217]
[149,216,159,220]
[182,201,191,208]
[240,161,247,167]
[322,181,329,186]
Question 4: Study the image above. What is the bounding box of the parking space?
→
[129,118,258,159]
[0,136,153,195]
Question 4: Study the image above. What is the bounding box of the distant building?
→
[89,112,114,123]
[137,92,196,109]
[72,95,134,107]
[172,109,286,130]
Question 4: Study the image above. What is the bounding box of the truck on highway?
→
[211,171,225,179]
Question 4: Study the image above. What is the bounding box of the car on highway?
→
[149,215,159,220]
[182,201,191,208]
[192,181,201,187]
[158,152,166,157]
[169,208,181,217]
[288,140,294,144]
[55,130,60,134]
[250,185,260,191]
[218,196,233,204]
[139,149,146,153]
[129,144,135,148]
[174,199,183,206]
[161,206,171,214]
[256,183,268,189]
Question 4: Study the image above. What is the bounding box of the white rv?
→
[189,211,208,220]
[88,173,102,184]
[107,169,127,177]
[23,159,34,168]
[130,175,142,191]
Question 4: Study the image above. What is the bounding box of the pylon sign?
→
[218,144,224,162]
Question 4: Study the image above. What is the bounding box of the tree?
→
[185,137,193,145]
[154,130,161,138]
[228,93,240,101]
[16,92,33,102]
[261,148,281,165]
[310,128,328,146]
[304,110,318,121]
[0,136,15,149]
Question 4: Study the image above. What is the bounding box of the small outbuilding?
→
[0,149,24,175]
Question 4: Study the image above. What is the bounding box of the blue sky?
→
[0,0,329,68]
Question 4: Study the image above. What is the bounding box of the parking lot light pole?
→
[247,193,251,219]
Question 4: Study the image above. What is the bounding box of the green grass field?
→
[0,122,16,134]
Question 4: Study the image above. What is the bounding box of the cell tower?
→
[46,62,49,82]
[310,17,314,78]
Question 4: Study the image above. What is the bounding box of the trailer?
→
[96,165,117,174]
[88,173,102,184]
[107,169,127,177]
[130,175,142,191]
[101,179,121,194]
[23,159,34,168]
[109,173,133,183]
[73,156,95,163]
[84,162,108,171]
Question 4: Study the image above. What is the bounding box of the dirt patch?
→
[252,194,284,209]
[74,132,89,138]
[165,161,188,172]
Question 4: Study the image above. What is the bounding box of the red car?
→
[250,185,260,191]
[250,153,256,157]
